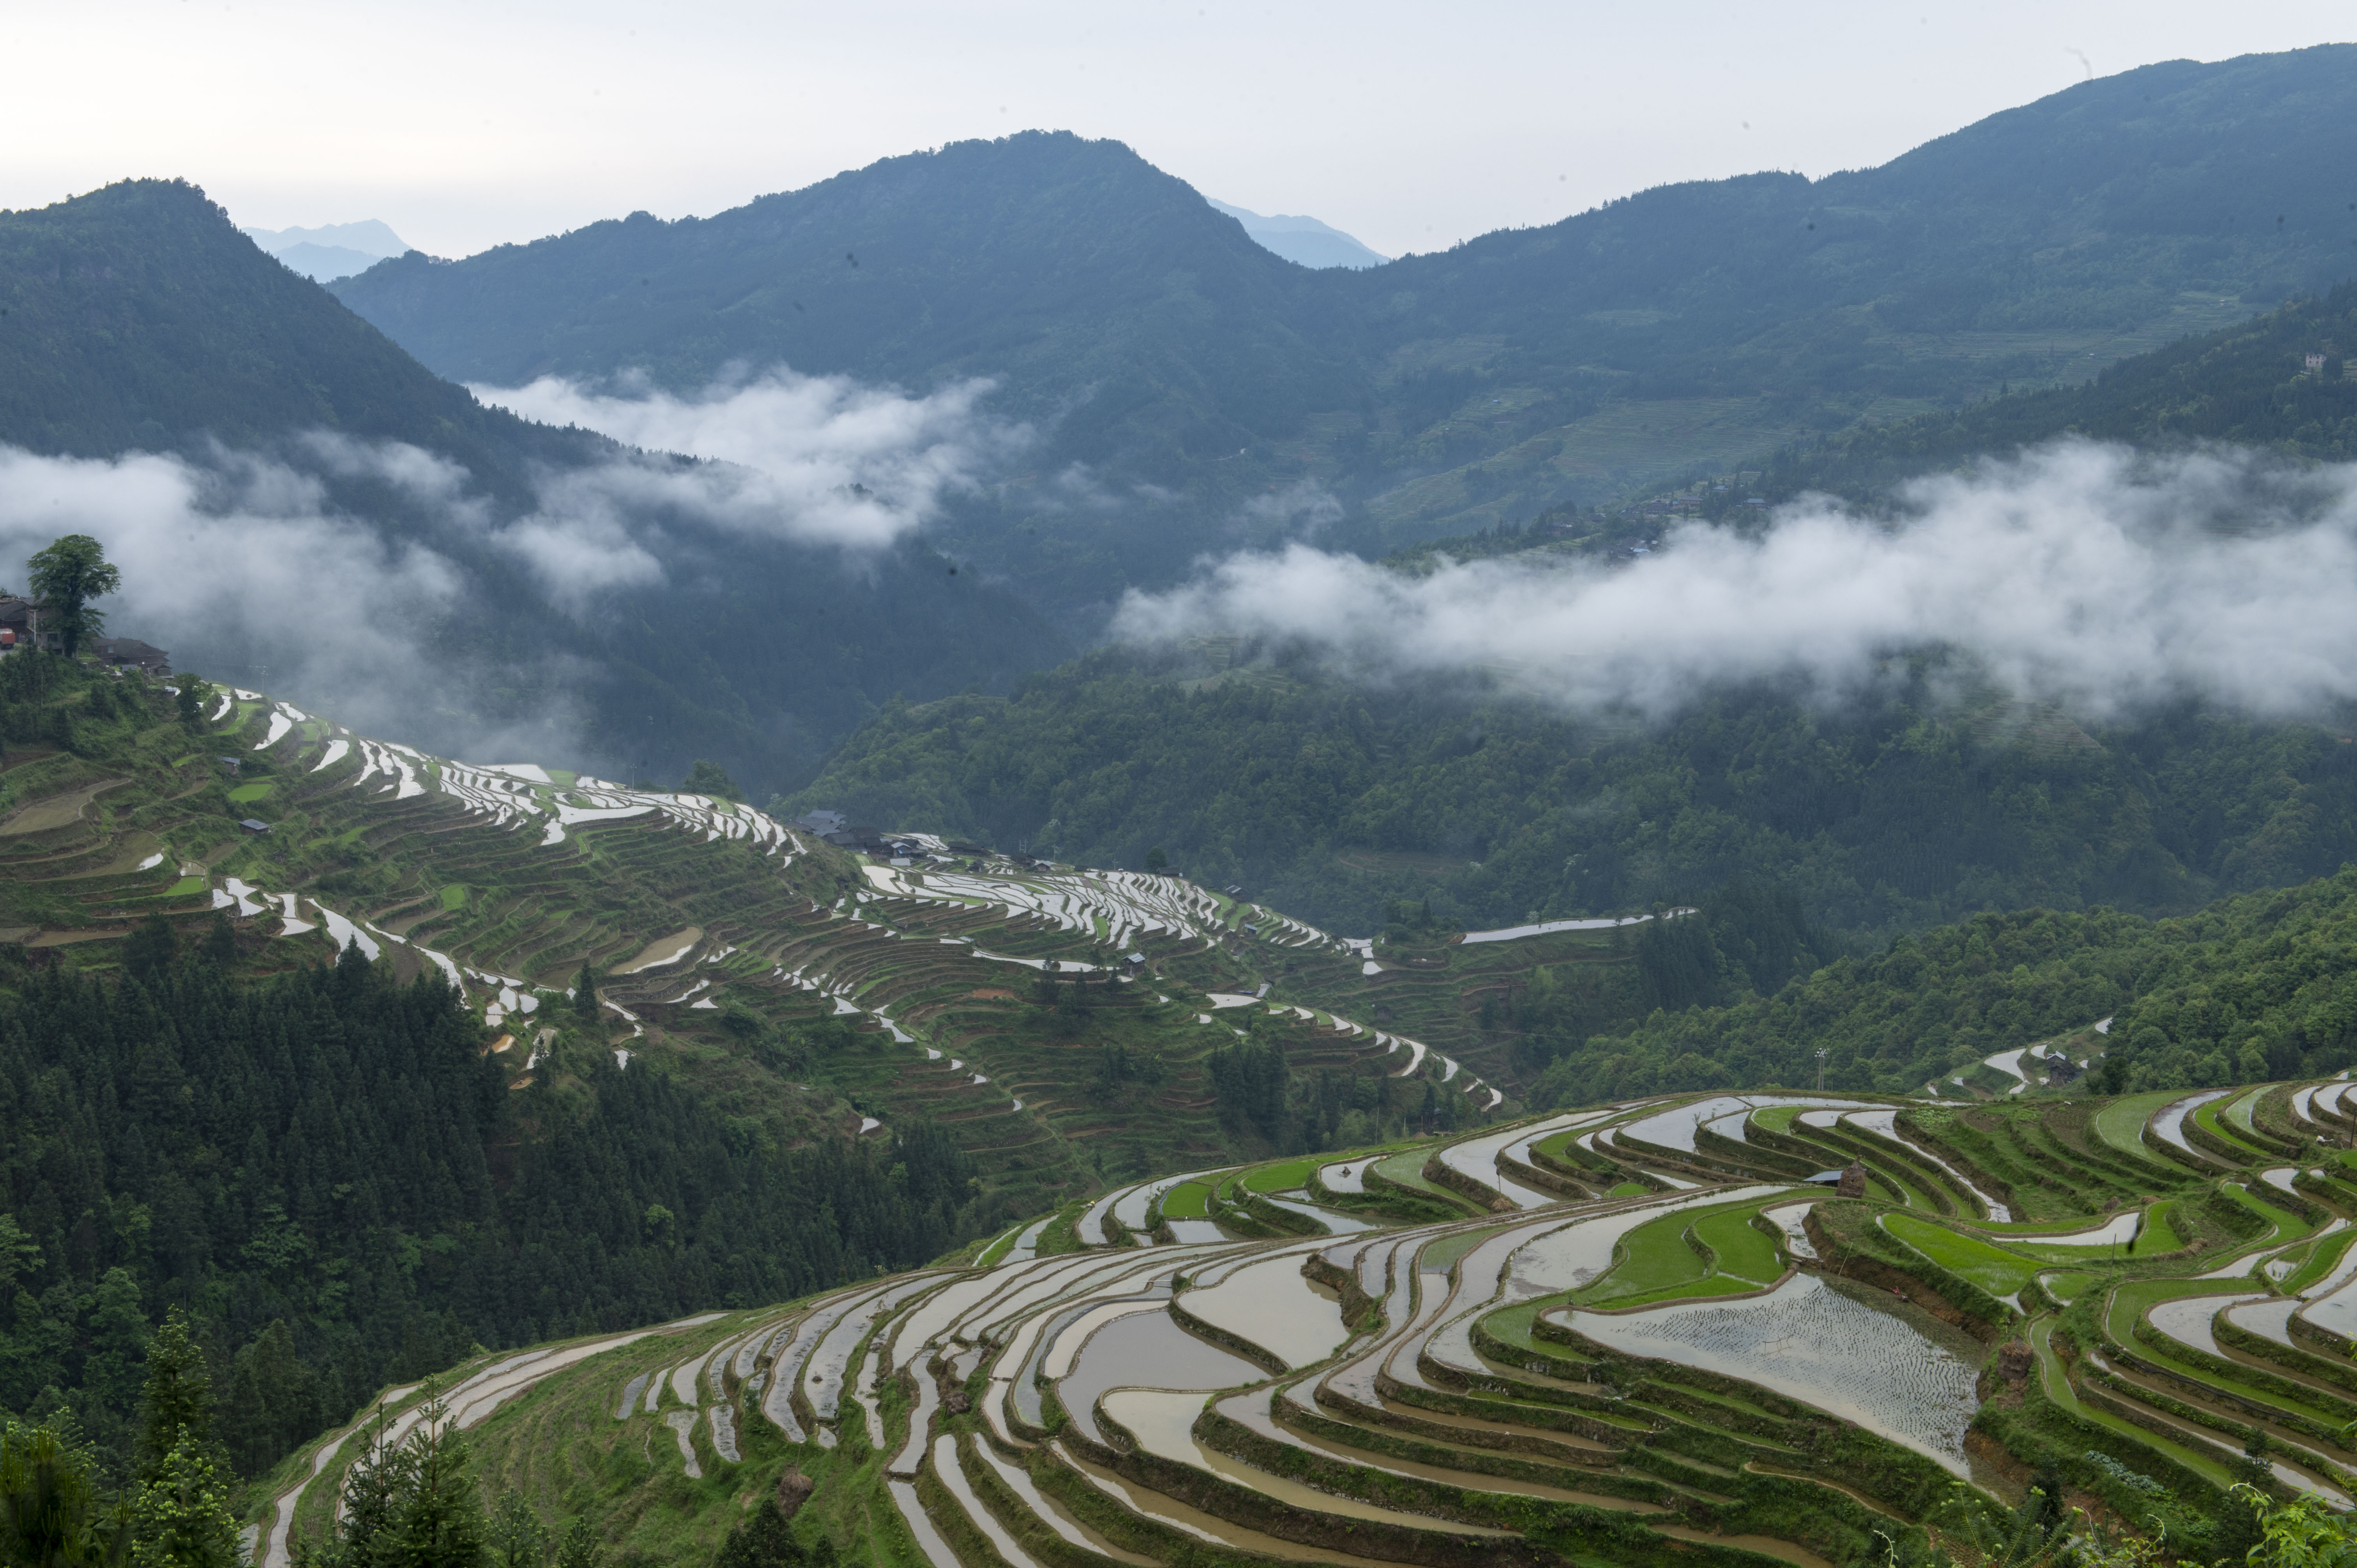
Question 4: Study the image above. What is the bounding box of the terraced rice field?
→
[20,675,1585,1220]
[60,677,2357,1560]
[242,1071,2357,1567]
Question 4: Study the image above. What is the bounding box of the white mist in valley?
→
[1113,442,2357,722]
[0,362,1032,754]
[473,366,1027,570]
[0,439,595,761]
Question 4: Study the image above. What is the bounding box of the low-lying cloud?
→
[475,366,1024,581]
[0,360,1032,763]
[1113,443,2357,722]
[0,441,553,750]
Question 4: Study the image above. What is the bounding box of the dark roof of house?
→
[92,637,168,660]
[238,818,271,832]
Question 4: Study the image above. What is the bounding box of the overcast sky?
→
[7,1,2352,261]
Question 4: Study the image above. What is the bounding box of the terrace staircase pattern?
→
[247,1069,2357,1568]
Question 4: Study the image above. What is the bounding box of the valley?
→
[13,25,2357,1568]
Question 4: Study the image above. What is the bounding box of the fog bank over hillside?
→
[473,366,1029,558]
[1114,441,2357,722]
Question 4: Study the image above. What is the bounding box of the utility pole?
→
[1815,1047,1829,1093]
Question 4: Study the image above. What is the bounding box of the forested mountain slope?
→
[335,47,2357,592]
[0,179,595,491]
[782,649,2357,945]
[1396,280,2357,579]
[0,181,1069,795]
[1539,860,2357,1110]
[1732,279,2357,511]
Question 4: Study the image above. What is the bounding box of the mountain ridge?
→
[331,46,2357,597]
[0,178,1072,795]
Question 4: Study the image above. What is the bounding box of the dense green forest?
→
[782,649,2357,943]
[0,932,977,1487]
[0,180,595,487]
[0,180,1069,796]
[336,47,2357,582]
[1527,863,2357,1109]
[1741,279,2357,507]
[1391,277,2357,578]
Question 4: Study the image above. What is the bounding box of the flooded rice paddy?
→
[1561,1273,1982,1474]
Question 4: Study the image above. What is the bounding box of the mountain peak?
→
[242,218,411,281]
[1207,198,1389,270]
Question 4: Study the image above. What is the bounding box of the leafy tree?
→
[680,760,739,801]
[2230,1480,2357,1564]
[26,537,120,660]
[572,962,599,1023]
[82,1271,149,1423]
[1143,847,1168,873]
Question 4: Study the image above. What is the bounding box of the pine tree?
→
[486,1492,548,1568]
[390,1404,485,1568]
[127,1434,239,1568]
[551,1519,599,1568]
[124,917,177,986]
[0,1419,122,1568]
[174,678,212,733]
[711,1499,827,1568]
[305,1412,408,1568]
[200,914,237,970]
[134,1308,217,1489]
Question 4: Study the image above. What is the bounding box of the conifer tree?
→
[712,1499,829,1568]
[551,1519,599,1568]
[127,1435,239,1568]
[200,913,237,970]
[124,916,176,986]
[173,677,212,733]
[0,1419,122,1568]
[486,1491,548,1568]
[388,1404,484,1568]
[134,1308,216,1489]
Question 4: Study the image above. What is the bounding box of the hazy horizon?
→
[6,1,2352,263]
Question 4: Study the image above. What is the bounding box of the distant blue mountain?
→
[242,219,410,281]
[1207,198,1388,269]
